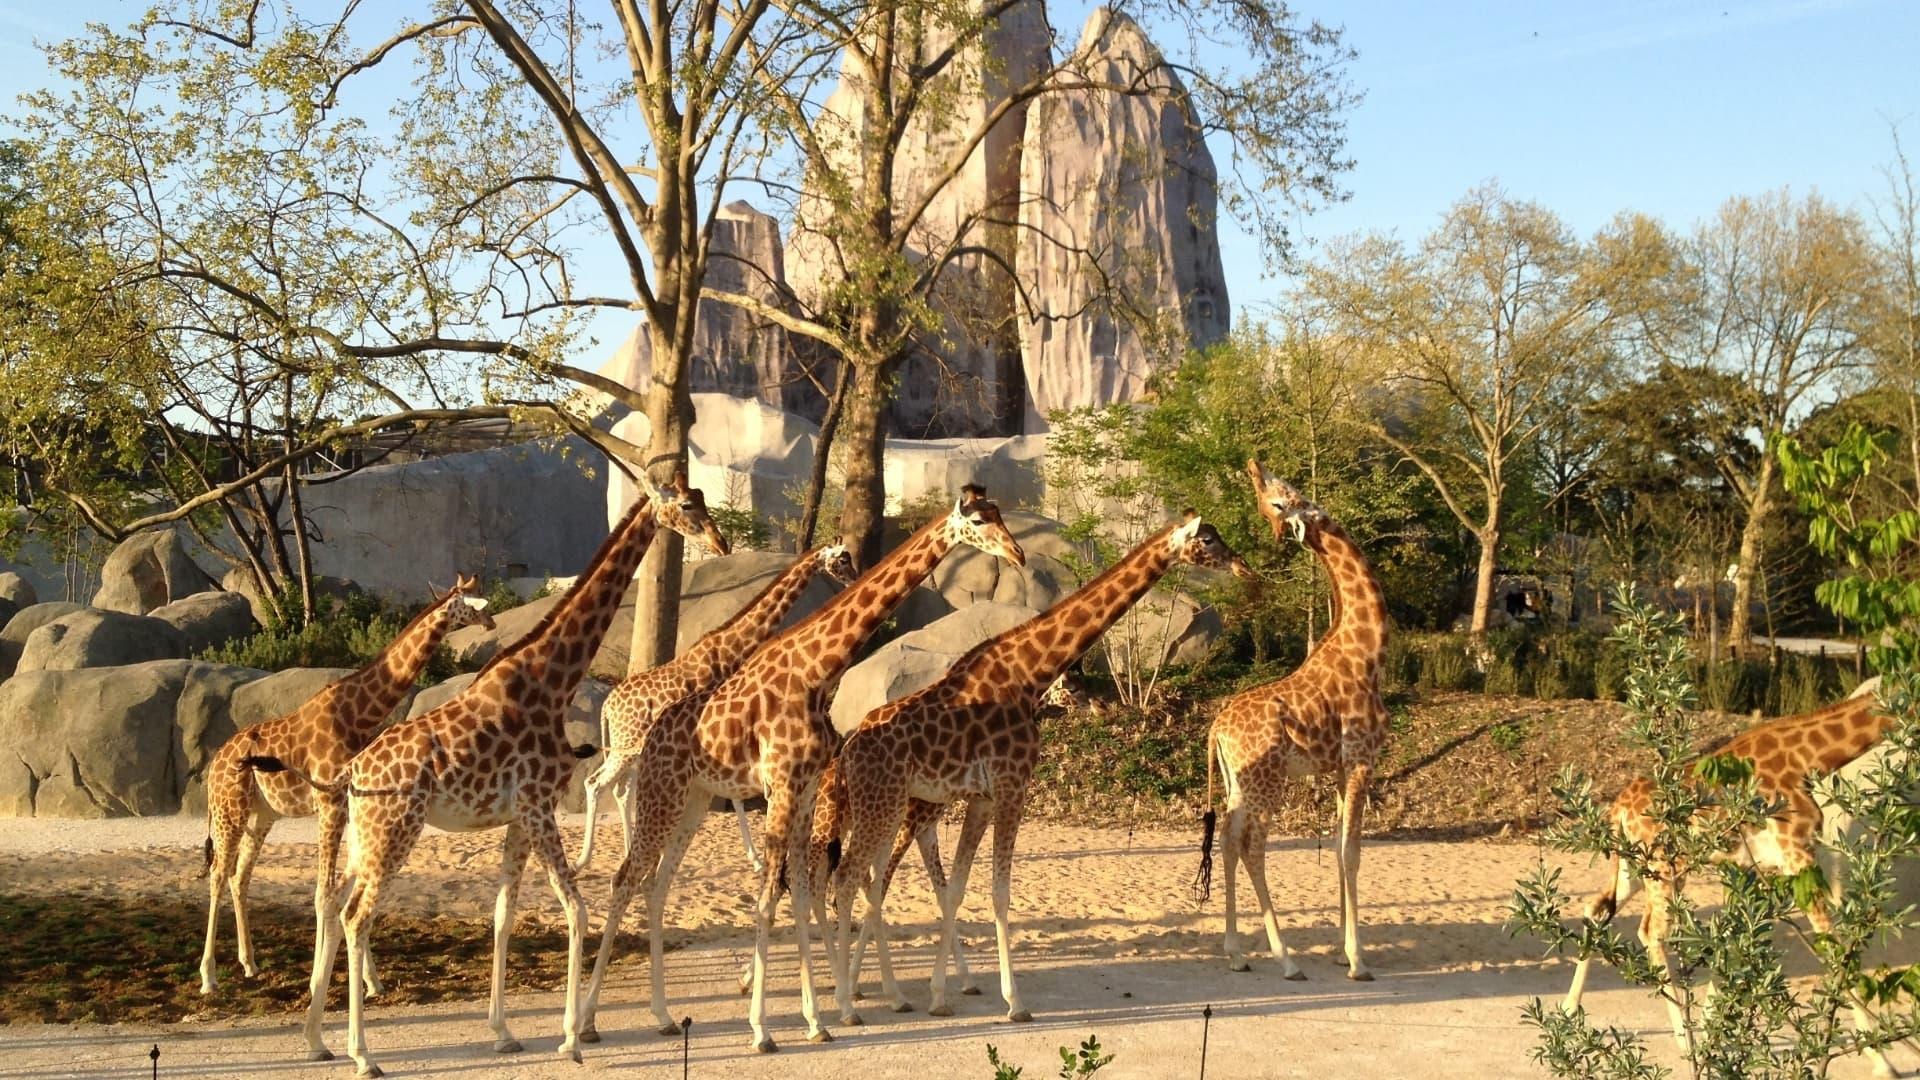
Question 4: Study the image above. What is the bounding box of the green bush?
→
[1381,635,1422,694]
[1697,657,1767,714]
[201,594,456,683]
[1483,653,1531,697]
[1418,636,1476,691]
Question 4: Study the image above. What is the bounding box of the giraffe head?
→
[1040,672,1089,712]
[1169,510,1254,578]
[643,470,732,557]
[1247,459,1328,544]
[943,484,1026,566]
[813,543,857,585]
[433,573,495,631]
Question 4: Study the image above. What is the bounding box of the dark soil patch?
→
[0,893,642,1026]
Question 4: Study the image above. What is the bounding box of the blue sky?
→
[3,0,1916,330]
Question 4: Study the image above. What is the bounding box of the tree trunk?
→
[1469,522,1501,636]
[625,324,695,676]
[1727,454,1776,654]
[837,360,891,570]
[795,358,850,552]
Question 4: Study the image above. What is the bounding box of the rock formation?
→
[830,602,1040,734]
[92,528,215,615]
[1017,8,1230,431]
[14,608,189,674]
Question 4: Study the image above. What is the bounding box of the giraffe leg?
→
[1564,857,1639,1013]
[1641,877,1693,1051]
[302,868,349,1061]
[1239,812,1303,979]
[909,816,979,995]
[1337,763,1373,980]
[930,799,991,1017]
[748,778,808,1052]
[989,790,1031,1022]
[299,795,347,1061]
[1222,804,1249,972]
[199,795,247,995]
[736,799,766,874]
[834,790,907,1024]
[230,816,270,978]
[787,774,831,1044]
[578,774,681,1040]
[486,822,532,1055]
[641,788,710,1036]
[528,810,588,1063]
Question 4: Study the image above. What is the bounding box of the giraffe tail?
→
[1191,728,1220,904]
[201,835,213,879]
[241,755,348,794]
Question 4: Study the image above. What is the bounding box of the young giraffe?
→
[1563,691,1898,1075]
[576,484,1025,1052]
[574,542,856,874]
[266,474,727,1078]
[198,576,494,995]
[1195,461,1390,980]
[829,512,1250,1024]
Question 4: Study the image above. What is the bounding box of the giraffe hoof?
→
[928,1004,954,1017]
[808,1029,834,1044]
[841,1013,864,1027]
[891,1001,914,1014]
[1347,969,1375,983]
[852,989,866,1001]
[1008,1010,1033,1024]
[494,1039,523,1054]
[1283,969,1308,982]
[565,1047,584,1064]
[961,985,982,996]
[657,1021,682,1037]
[1228,960,1251,973]
[754,1036,779,1054]
[308,1048,334,1062]
[356,1067,384,1080]
[578,1027,601,1044]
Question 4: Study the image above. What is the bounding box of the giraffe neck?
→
[985,523,1179,690]
[785,520,950,678]
[474,496,660,716]
[1305,518,1387,659]
[684,551,826,678]
[330,597,459,737]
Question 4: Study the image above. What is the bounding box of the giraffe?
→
[574,542,856,874]
[1562,691,1899,1075]
[260,473,728,1078]
[1193,460,1390,980]
[575,483,1026,1052]
[828,512,1250,1024]
[197,575,494,996]
[782,674,1086,1005]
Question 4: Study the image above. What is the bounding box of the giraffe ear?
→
[465,598,490,612]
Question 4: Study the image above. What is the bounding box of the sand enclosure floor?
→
[0,813,1909,1078]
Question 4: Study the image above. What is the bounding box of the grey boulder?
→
[92,528,215,615]
[831,603,1038,735]
[0,659,259,818]
[152,591,258,655]
[0,602,86,680]
[15,608,189,674]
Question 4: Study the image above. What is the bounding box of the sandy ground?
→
[0,813,1910,1079]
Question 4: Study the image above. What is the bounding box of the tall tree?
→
[1677,191,1879,650]
[1304,186,1671,633]
[718,0,1356,568]
[11,2,796,656]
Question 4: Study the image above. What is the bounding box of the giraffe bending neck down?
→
[198,574,492,997]
[294,474,726,1079]
[1563,691,1899,1077]
[575,543,855,874]
[1196,460,1389,980]
[829,512,1250,1025]
[576,484,1025,1053]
